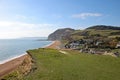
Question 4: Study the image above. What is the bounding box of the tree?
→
[116,37,120,41]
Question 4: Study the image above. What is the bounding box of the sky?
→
[0,0,120,39]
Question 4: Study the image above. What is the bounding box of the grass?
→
[22,48,120,80]
[71,35,84,40]
[72,29,120,38]
[4,48,120,80]
[86,29,120,36]
[108,35,120,38]
[112,49,120,52]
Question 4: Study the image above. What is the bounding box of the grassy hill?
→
[4,48,120,80]
[48,25,120,42]
[86,25,120,30]
[71,29,120,39]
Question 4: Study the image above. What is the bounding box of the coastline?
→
[0,54,28,77]
[45,40,61,49]
[0,53,27,65]
[42,41,55,48]
[0,40,54,65]
[0,40,59,78]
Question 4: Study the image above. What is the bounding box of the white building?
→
[116,42,120,48]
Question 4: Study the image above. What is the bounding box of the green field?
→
[4,48,120,80]
[23,48,120,80]
[72,29,111,36]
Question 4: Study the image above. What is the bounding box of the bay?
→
[0,38,52,64]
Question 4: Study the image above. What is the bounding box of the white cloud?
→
[72,13,102,19]
[52,14,62,18]
[15,15,36,20]
[16,15,27,19]
[0,21,56,39]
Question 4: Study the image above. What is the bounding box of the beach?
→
[0,55,28,78]
[0,40,60,78]
[45,40,61,49]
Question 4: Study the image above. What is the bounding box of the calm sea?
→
[0,38,52,64]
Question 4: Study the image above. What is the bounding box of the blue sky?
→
[0,0,120,38]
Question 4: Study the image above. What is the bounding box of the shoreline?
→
[0,54,28,78]
[0,53,27,65]
[0,40,59,78]
[43,41,55,48]
[0,40,53,65]
[45,40,61,49]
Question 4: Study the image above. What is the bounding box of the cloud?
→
[0,21,56,39]
[15,15,36,21]
[16,15,27,19]
[72,13,102,19]
[52,14,62,18]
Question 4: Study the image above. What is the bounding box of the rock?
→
[48,28,75,40]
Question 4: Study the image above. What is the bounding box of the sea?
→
[0,37,52,64]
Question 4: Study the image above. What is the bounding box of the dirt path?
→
[59,50,68,54]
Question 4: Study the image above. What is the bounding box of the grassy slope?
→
[71,29,120,40]
[22,48,120,80]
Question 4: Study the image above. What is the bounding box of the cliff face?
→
[48,28,75,40]
[2,54,33,80]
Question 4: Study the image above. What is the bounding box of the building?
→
[116,42,120,48]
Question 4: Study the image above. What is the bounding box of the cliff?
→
[1,54,33,80]
[48,28,75,40]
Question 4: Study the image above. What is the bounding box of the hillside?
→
[86,25,120,30]
[48,25,120,41]
[3,48,120,80]
[48,28,75,40]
